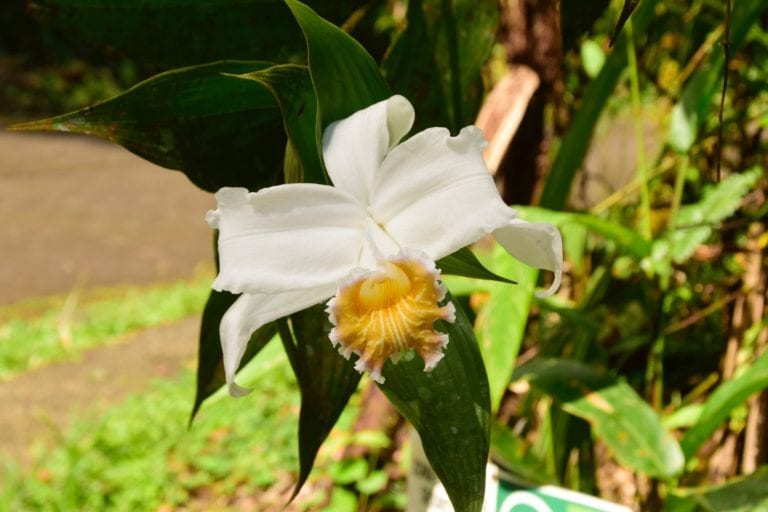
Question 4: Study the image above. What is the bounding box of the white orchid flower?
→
[207,95,562,395]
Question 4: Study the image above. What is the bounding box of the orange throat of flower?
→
[326,254,456,383]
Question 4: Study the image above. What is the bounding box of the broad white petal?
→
[209,186,366,295]
[371,125,514,259]
[322,95,414,204]
[493,219,563,297]
[221,286,334,396]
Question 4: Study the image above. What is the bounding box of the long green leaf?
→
[12,61,285,193]
[380,295,491,512]
[680,349,768,460]
[516,358,684,479]
[235,64,326,185]
[437,246,515,284]
[285,0,390,130]
[28,0,365,67]
[476,247,536,412]
[667,467,768,512]
[281,305,362,499]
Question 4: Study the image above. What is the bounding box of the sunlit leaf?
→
[667,467,768,512]
[12,61,285,192]
[680,348,768,460]
[380,295,491,512]
[664,168,761,264]
[516,358,684,479]
[476,247,535,412]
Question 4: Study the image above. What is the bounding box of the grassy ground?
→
[0,269,212,380]
[0,278,406,511]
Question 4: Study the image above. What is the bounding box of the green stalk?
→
[625,20,653,241]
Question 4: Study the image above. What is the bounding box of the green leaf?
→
[516,358,684,479]
[539,0,658,210]
[382,0,498,132]
[667,467,768,512]
[476,246,536,412]
[235,64,326,185]
[380,296,490,512]
[28,0,365,67]
[11,61,285,193]
[667,0,768,153]
[680,349,768,460]
[190,290,277,422]
[580,39,607,78]
[285,0,390,130]
[437,247,515,284]
[664,168,761,264]
[280,305,362,499]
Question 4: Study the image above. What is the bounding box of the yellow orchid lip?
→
[326,252,456,383]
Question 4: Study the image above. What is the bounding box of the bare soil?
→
[0,130,214,304]
[0,130,215,463]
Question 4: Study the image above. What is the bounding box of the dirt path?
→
[0,318,200,464]
[0,130,217,464]
[0,130,214,304]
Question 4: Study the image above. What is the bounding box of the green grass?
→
[0,270,213,380]
[0,341,312,512]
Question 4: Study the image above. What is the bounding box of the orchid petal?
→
[208,186,366,294]
[493,219,563,297]
[371,125,514,260]
[322,95,414,204]
[221,286,334,396]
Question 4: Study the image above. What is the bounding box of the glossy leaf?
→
[235,64,326,185]
[28,0,365,67]
[12,61,285,192]
[680,349,768,460]
[476,246,535,412]
[285,0,390,129]
[380,295,491,512]
[539,0,658,210]
[516,358,684,479]
[437,246,515,285]
[281,305,362,498]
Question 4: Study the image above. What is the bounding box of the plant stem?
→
[625,20,653,241]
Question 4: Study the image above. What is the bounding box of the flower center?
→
[326,254,456,383]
